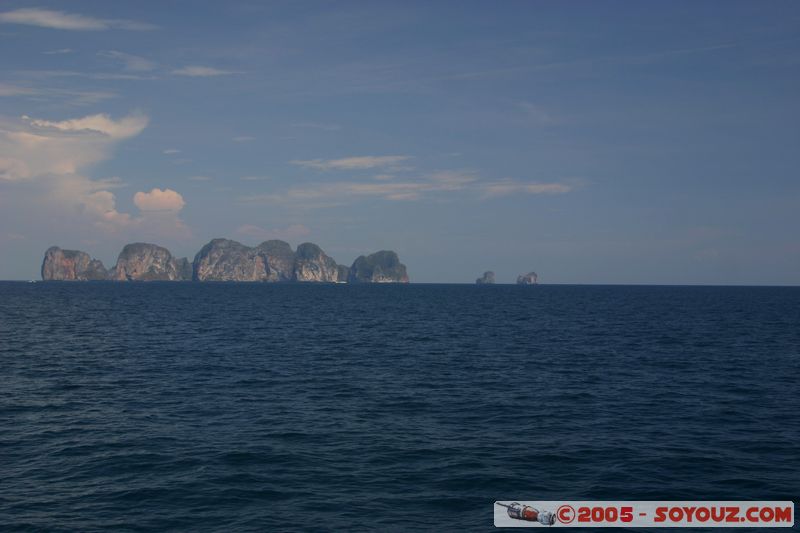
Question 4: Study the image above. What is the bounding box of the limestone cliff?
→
[192,238,270,282]
[256,240,295,282]
[41,246,108,281]
[293,242,339,282]
[112,243,190,281]
[348,251,409,283]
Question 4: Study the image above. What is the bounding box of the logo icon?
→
[557,504,576,524]
[496,502,556,526]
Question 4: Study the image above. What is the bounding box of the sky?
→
[0,1,798,284]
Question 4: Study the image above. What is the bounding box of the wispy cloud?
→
[11,68,156,81]
[187,175,212,181]
[172,66,239,77]
[241,171,478,204]
[0,8,156,31]
[0,82,36,97]
[481,179,572,197]
[0,81,115,105]
[162,148,180,155]
[241,170,572,206]
[24,113,148,139]
[42,48,73,55]
[291,155,412,171]
[98,50,155,72]
[240,175,270,181]
[232,135,255,142]
[519,102,557,125]
[291,122,342,131]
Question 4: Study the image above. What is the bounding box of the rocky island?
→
[41,239,409,283]
[348,250,408,283]
[113,243,191,281]
[475,271,495,284]
[517,271,538,285]
[41,247,109,281]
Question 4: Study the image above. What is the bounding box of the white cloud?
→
[172,66,238,77]
[232,135,255,142]
[98,50,155,72]
[236,224,311,241]
[291,155,412,171]
[25,113,148,139]
[0,113,147,181]
[82,190,132,228]
[43,48,73,55]
[163,148,180,154]
[0,112,188,238]
[133,188,185,212]
[0,8,156,31]
[187,175,212,181]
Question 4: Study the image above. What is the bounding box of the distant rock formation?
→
[476,271,495,284]
[517,271,538,285]
[112,243,191,281]
[336,264,350,283]
[348,250,409,283]
[193,238,270,282]
[41,240,410,283]
[41,246,108,281]
[293,242,339,282]
[256,240,295,282]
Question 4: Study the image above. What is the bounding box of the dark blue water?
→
[1,283,798,531]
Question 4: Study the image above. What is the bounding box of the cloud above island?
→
[0,111,188,237]
[134,188,186,212]
[240,170,572,205]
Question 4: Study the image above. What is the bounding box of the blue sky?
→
[1,1,798,283]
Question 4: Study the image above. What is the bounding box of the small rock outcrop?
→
[348,251,409,283]
[112,243,190,281]
[476,271,495,284]
[517,271,538,285]
[193,238,270,282]
[41,246,108,281]
[293,242,339,282]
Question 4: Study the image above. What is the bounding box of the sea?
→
[1,282,798,531]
